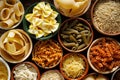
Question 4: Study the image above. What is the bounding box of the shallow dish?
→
[87,37,120,74]
[11,61,40,80]
[60,53,89,80]
[0,29,33,63]
[58,18,93,53]
[111,68,120,80]
[0,0,24,30]
[23,1,61,40]
[40,70,64,80]
[0,57,11,80]
[91,0,120,36]
[32,39,63,69]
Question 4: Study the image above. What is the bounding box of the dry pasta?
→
[0,0,24,29]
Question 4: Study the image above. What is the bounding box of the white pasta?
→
[93,0,120,34]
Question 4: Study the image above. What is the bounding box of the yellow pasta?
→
[0,0,5,11]
[14,1,24,17]
[0,8,11,20]
[25,2,59,38]
[10,12,20,23]
[5,0,17,7]
[0,19,14,28]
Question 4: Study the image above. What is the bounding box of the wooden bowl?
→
[32,39,63,69]
[11,61,40,80]
[91,0,120,36]
[60,53,89,80]
[40,70,64,80]
[58,18,93,53]
[87,37,120,74]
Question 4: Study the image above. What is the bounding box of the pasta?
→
[60,19,92,51]
[0,29,32,60]
[62,54,86,79]
[0,0,24,29]
[0,61,8,80]
[93,0,120,34]
[90,38,120,71]
[25,2,59,38]
[32,39,62,68]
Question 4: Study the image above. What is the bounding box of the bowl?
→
[91,0,120,36]
[32,39,63,69]
[11,61,40,80]
[40,70,64,80]
[87,37,120,74]
[0,57,10,80]
[0,0,24,30]
[0,29,33,63]
[23,1,61,40]
[83,73,108,80]
[111,68,120,80]
[60,53,89,80]
[58,18,93,53]
[54,0,91,17]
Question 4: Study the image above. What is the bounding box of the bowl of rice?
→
[91,0,120,36]
[60,53,89,80]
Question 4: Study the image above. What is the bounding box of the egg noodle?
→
[62,54,85,79]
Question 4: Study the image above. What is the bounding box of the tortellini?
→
[25,2,59,38]
[0,0,24,29]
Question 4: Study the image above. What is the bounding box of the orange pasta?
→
[90,38,120,71]
[32,40,62,68]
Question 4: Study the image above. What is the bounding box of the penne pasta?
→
[14,1,24,17]
[10,12,20,23]
[0,19,14,28]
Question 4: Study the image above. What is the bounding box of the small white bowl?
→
[0,57,11,80]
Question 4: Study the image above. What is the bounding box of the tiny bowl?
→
[32,39,63,69]
[0,29,33,63]
[23,1,61,40]
[0,57,11,80]
[11,61,40,80]
[58,18,93,53]
[111,68,120,80]
[60,53,89,80]
[91,0,120,36]
[54,0,91,17]
[40,70,64,80]
[0,0,24,30]
[83,73,108,80]
[87,37,120,74]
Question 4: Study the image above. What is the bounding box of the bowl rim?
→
[0,57,11,80]
[87,37,119,74]
[54,0,91,17]
[91,0,120,36]
[11,61,40,80]
[23,1,61,40]
[111,67,120,80]
[58,17,94,53]
[0,29,33,63]
[60,53,89,80]
[32,39,63,69]
[40,69,65,80]
[0,0,24,30]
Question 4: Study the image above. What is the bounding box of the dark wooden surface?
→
[0,0,120,79]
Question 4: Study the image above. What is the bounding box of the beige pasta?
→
[10,12,20,23]
[5,0,17,7]
[0,8,11,20]
[14,1,24,17]
[0,19,14,28]
[0,0,5,11]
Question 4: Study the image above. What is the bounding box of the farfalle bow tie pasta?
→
[25,2,59,38]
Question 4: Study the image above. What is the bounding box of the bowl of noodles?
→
[23,1,61,40]
[60,53,89,80]
[91,0,120,36]
[0,0,24,30]
[0,57,11,80]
